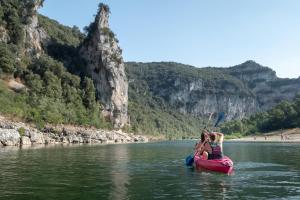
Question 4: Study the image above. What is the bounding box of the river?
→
[0,141,300,200]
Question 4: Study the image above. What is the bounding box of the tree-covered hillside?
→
[38,14,86,75]
[126,62,252,98]
[0,0,40,45]
[0,1,111,129]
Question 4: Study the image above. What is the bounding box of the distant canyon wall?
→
[224,60,300,111]
[126,61,300,121]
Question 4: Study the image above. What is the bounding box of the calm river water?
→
[0,141,300,200]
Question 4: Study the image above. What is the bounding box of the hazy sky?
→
[40,0,300,78]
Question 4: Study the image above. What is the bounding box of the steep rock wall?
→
[23,0,48,56]
[80,4,128,128]
[127,61,300,121]
[224,61,300,111]
[126,62,258,121]
[157,78,257,120]
[0,0,48,56]
[167,79,257,120]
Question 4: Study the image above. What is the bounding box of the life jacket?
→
[208,142,223,159]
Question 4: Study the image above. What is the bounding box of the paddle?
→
[185,112,214,166]
[214,112,225,128]
[185,154,194,166]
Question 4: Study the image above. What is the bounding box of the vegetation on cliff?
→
[125,62,251,137]
[0,55,111,129]
[125,63,206,137]
[124,62,255,136]
[126,62,252,97]
[0,1,111,129]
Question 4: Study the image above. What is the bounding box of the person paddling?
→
[194,131,209,156]
[194,130,211,158]
[198,130,224,160]
[207,132,224,160]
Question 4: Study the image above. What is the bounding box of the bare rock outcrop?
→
[0,26,10,43]
[21,136,31,146]
[0,129,20,146]
[80,4,128,128]
[225,60,300,111]
[163,77,257,120]
[23,0,48,57]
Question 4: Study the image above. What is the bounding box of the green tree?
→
[82,77,96,109]
[0,6,4,24]
[278,101,297,128]
[62,84,82,105]
[43,71,62,99]
[0,43,15,74]
[25,73,43,94]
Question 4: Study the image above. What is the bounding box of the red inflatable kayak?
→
[194,155,233,174]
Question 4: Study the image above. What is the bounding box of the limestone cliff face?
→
[225,61,300,111]
[0,0,47,56]
[23,0,48,56]
[80,5,128,128]
[154,77,257,120]
[126,62,258,121]
[166,78,257,120]
[127,61,300,121]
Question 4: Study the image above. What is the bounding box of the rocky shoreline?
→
[0,115,148,147]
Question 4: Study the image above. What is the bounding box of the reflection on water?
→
[109,144,130,200]
[0,142,300,200]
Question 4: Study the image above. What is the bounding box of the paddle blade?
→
[185,155,194,166]
[214,112,225,127]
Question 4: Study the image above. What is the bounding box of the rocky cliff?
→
[126,62,258,121]
[126,61,300,122]
[23,0,48,56]
[0,0,48,56]
[0,1,128,129]
[80,4,128,128]
[222,60,300,111]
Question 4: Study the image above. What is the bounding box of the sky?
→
[40,0,300,78]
